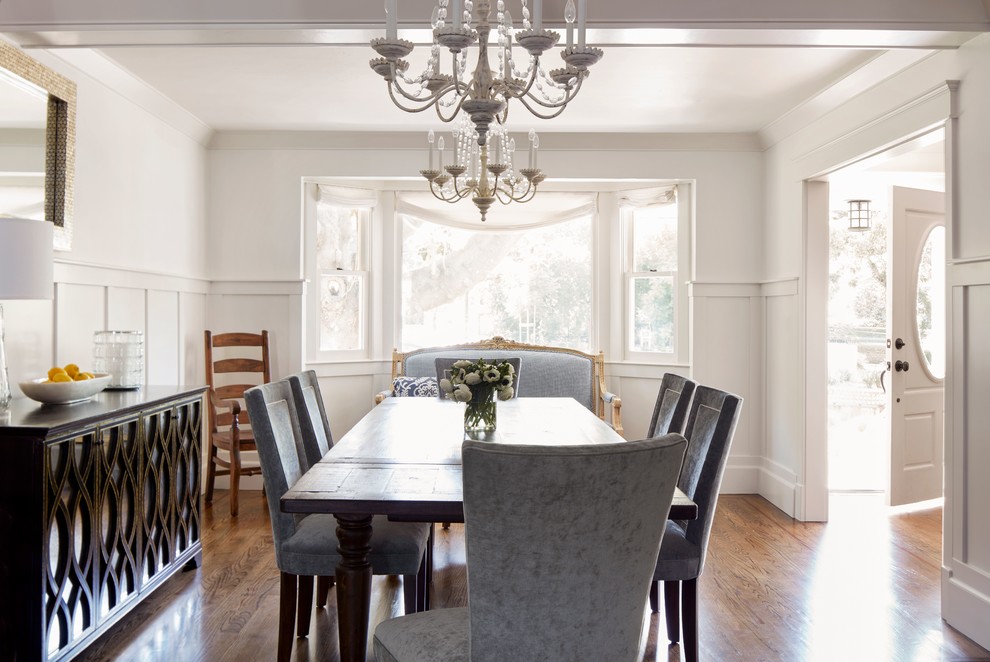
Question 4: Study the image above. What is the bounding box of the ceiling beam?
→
[1,0,986,49]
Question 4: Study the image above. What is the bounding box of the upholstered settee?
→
[375,336,623,434]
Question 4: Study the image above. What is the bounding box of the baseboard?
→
[758,461,797,518]
[942,567,990,650]
[211,475,265,492]
[720,455,762,493]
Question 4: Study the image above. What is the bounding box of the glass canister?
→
[93,331,145,389]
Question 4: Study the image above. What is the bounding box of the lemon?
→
[64,363,80,377]
[48,366,67,380]
[50,373,72,383]
[74,373,92,381]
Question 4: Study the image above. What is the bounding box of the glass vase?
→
[464,388,497,433]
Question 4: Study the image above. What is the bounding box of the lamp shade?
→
[0,217,53,300]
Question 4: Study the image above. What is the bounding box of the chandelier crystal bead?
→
[371,0,602,144]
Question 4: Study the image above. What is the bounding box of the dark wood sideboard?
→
[0,386,207,662]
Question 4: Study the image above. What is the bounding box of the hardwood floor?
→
[76,492,990,662]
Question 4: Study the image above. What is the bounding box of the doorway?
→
[824,130,946,502]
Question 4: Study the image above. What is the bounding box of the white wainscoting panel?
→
[762,287,801,518]
[690,283,764,495]
[147,289,180,385]
[943,277,990,650]
[106,286,146,333]
[55,282,106,368]
[180,291,207,386]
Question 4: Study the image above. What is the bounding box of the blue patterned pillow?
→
[392,376,440,398]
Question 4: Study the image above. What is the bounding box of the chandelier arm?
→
[502,60,542,100]
[435,92,472,124]
[516,183,539,203]
[430,181,468,203]
[513,94,570,120]
[514,75,585,111]
[450,176,478,200]
[509,180,537,203]
[492,186,516,204]
[387,82,445,112]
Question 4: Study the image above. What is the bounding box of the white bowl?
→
[19,373,112,404]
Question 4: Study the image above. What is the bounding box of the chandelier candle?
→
[578,0,587,47]
[385,0,398,39]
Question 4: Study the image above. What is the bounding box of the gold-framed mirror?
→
[0,40,76,250]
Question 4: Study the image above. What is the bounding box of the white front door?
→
[887,185,945,506]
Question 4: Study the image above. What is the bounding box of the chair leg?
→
[316,575,334,608]
[402,573,418,615]
[278,573,297,662]
[229,446,241,517]
[682,578,699,662]
[296,575,314,637]
[664,580,681,644]
[425,524,434,610]
[205,444,218,504]
[415,552,430,613]
[649,580,659,613]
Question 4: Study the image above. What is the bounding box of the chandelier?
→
[421,116,544,221]
[371,0,602,146]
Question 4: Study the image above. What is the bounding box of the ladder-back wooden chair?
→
[204,329,271,517]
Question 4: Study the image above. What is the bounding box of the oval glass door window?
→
[915,225,945,379]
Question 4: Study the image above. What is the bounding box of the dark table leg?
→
[334,514,374,662]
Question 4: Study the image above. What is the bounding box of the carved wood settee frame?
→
[376,336,623,434]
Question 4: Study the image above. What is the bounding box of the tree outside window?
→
[626,202,678,355]
[400,214,593,351]
[316,202,368,352]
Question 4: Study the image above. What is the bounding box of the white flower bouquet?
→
[439,358,515,431]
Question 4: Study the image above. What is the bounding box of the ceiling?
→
[1,0,987,137]
[95,44,879,134]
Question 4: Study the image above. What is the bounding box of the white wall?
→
[763,33,990,650]
[206,132,767,491]
[3,48,210,397]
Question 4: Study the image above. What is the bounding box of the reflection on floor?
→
[75,492,990,662]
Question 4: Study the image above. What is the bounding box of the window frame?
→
[304,183,375,363]
[620,184,692,364]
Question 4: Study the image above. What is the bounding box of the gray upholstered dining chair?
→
[245,380,432,662]
[287,370,435,611]
[649,385,742,662]
[287,370,333,467]
[648,372,697,438]
[373,434,688,662]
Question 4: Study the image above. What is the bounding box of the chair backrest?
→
[678,385,743,568]
[287,370,333,471]
[244,380,306,558]
[205,330,272,431]
[462,435,687,662]
[648,372,697,437]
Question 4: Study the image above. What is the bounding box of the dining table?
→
[281,396,697,662]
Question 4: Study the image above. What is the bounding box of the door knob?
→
[894,338,905,350]
[895,360,910,372]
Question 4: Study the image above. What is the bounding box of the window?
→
[399,212,594,351]
[308,185,372,358]
[622,187,685,360]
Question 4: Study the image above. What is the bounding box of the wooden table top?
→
[282,397,697,521]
